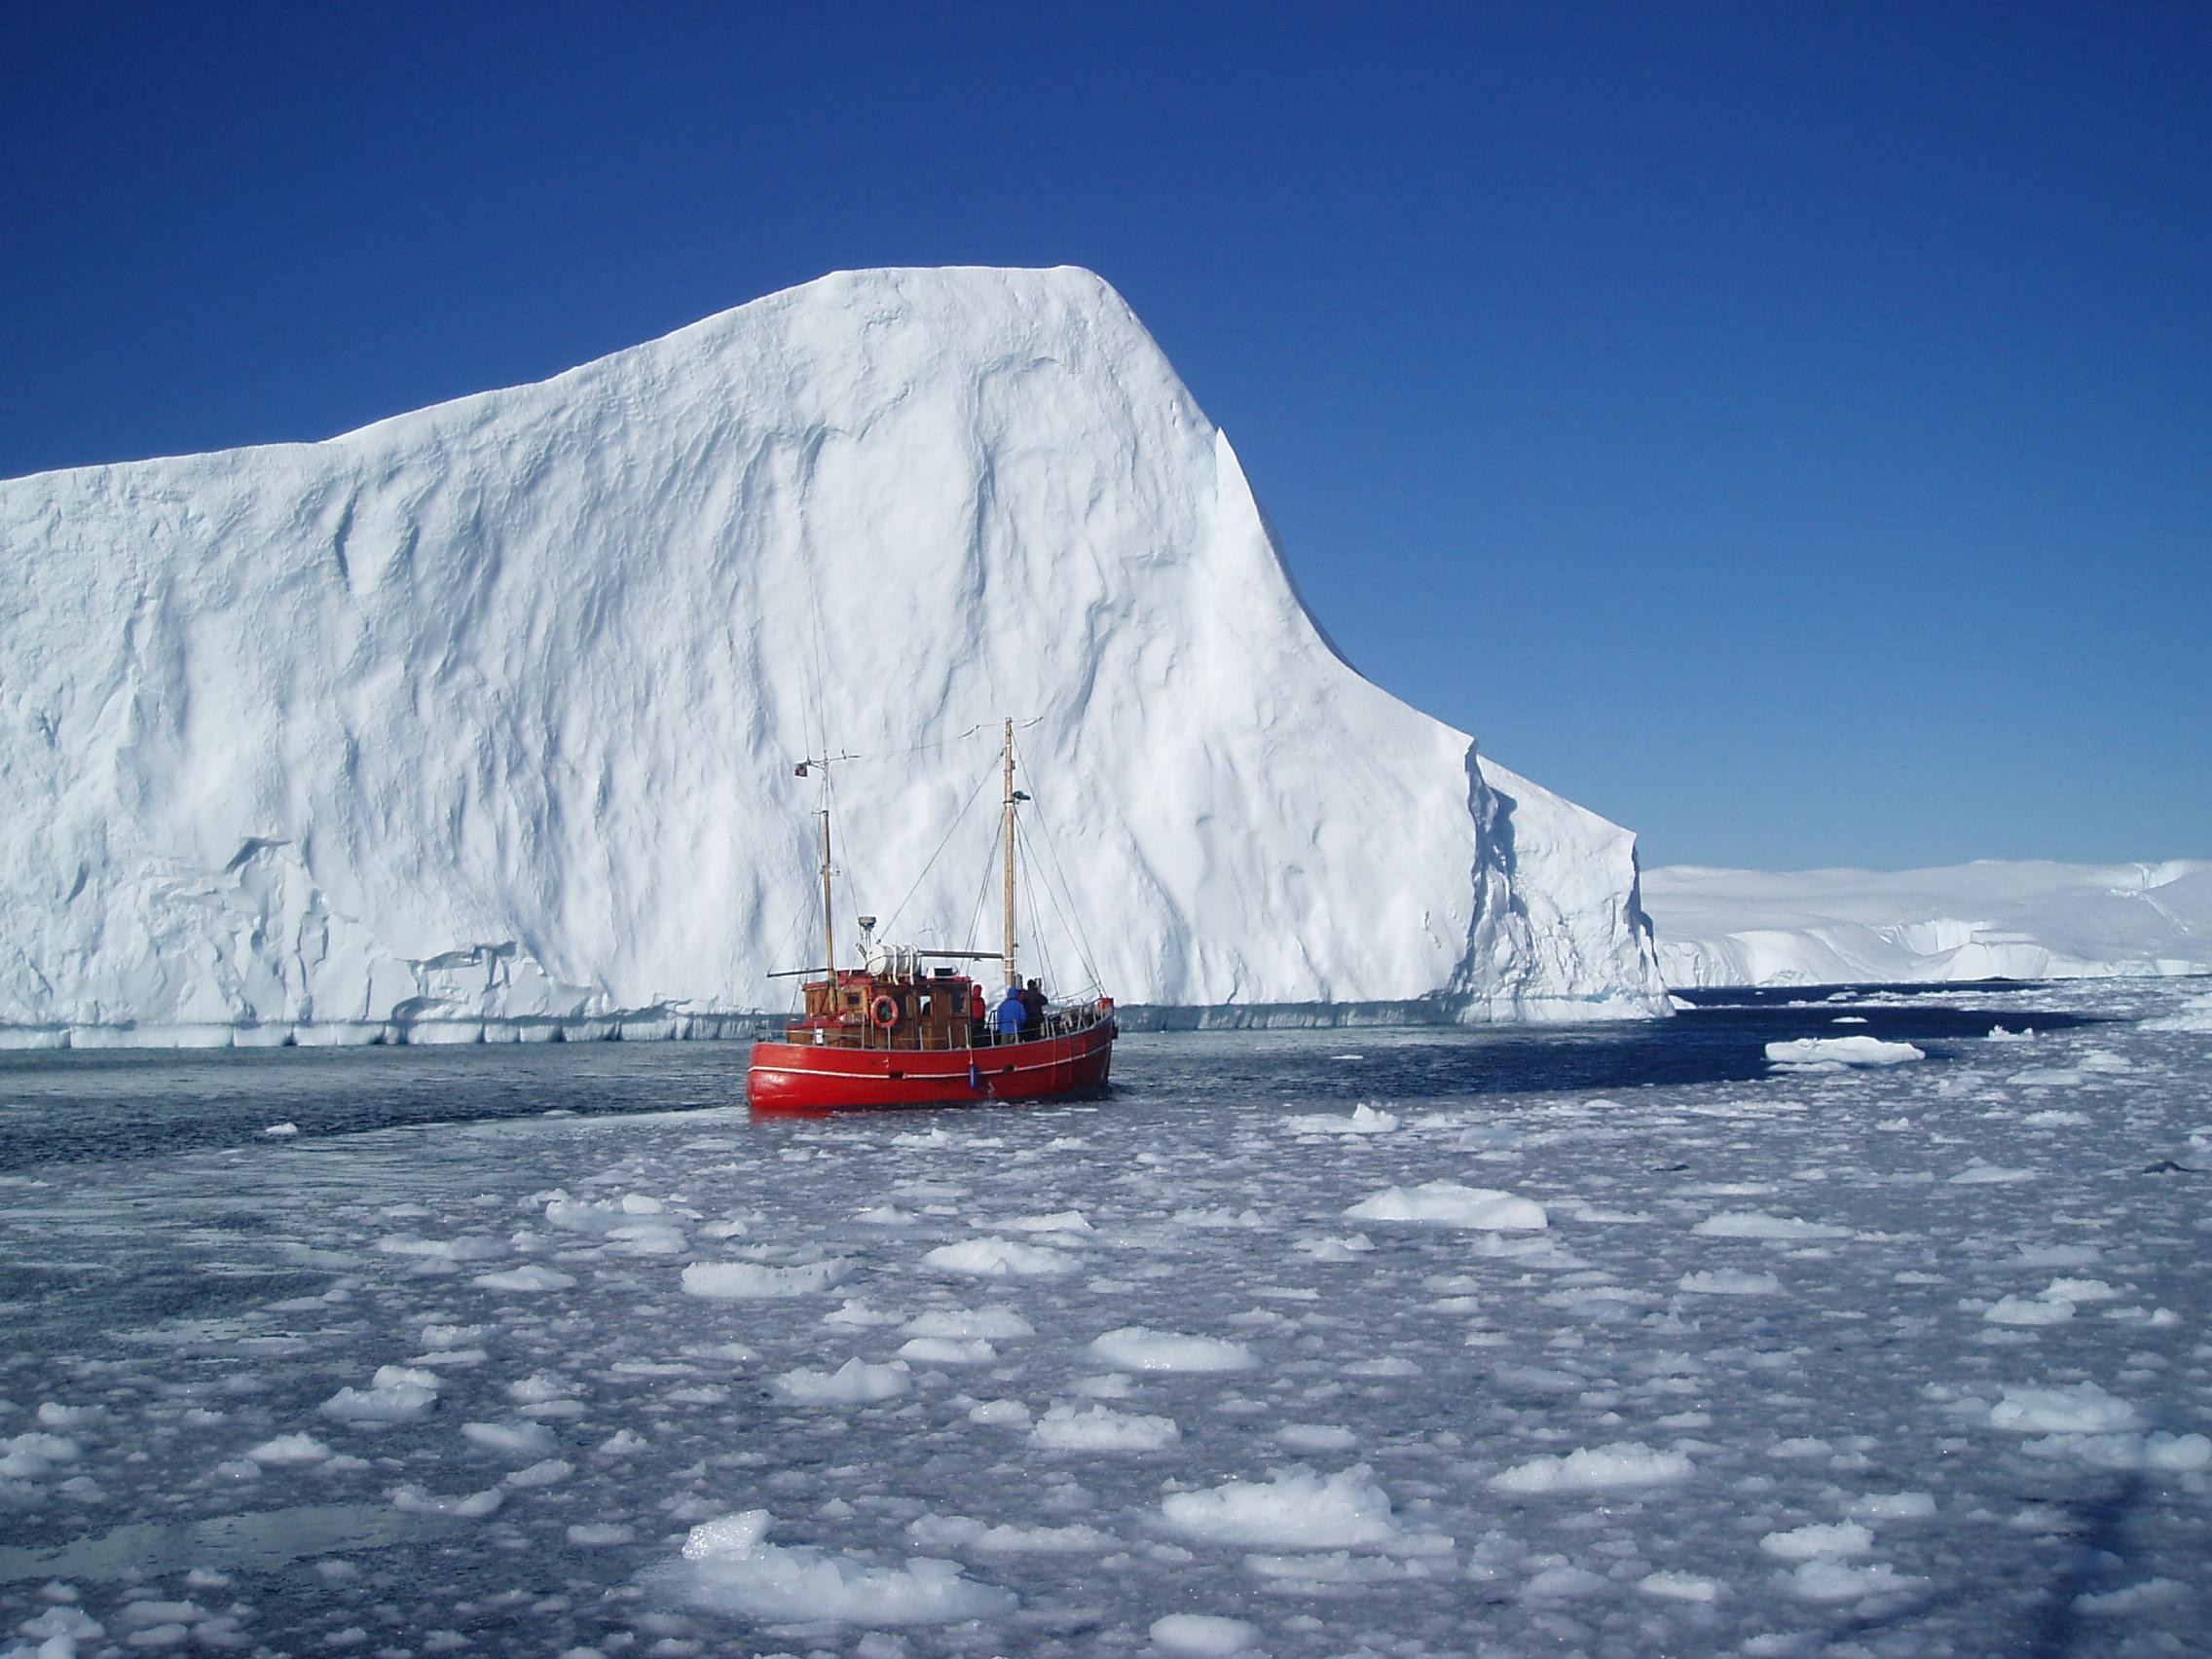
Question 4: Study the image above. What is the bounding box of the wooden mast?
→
[819,806,834,989]
[1001,719,1017,992]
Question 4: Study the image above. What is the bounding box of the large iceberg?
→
[0,266,1667,1044]
[1645,860,2212,987]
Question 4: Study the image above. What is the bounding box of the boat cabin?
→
[787,967,988,1051]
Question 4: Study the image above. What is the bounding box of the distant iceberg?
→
[0,266,1668,1045]
[1645,859,2212,986]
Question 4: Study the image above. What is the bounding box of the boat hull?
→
[747,1016,1116,1114]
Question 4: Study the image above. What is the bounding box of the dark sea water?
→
[0,985,2101,1174]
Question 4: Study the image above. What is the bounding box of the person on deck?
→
[968,981,988,1046]
[996,986,1027,1042]
[1020,978,1046,1036]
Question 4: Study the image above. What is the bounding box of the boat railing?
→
[780,995,1113,1051]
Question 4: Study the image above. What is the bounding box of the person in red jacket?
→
[968,980,988,1046]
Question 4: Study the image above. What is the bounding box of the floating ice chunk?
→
[1294,1234,1377,1261]
[1150,1613,1260,1654]
[1639,1571,1720,1602]
[392,1484,505,1517]
[1691,1211,1851,1240]
[2076,1577,2189,1613]
[652,1509,1015,1624]
[2022,1109,2089,1125]
[907,1514,1118,1552]
[897,1337,997,1365]
[2142,994,2212,1032]
[461,1420,558,1458]
[321,1373,438,1422]
[996,1209,1093,1233]
[681,1258,852,1298]
[1344,1182,1547,1231]
[1174,1207,1269,1229]
[901,1307,1034,1341]
[505,1458,573,1488]
[774,1358,913,1404]
[825,1297,904,1326]
[1765,1037,1924,1071]
[263,1122,300,1136]
[1847,1492,1936,1520]
[853,1204,915,1225]
[1990,1382,2141,1434]
[1088,1327,1257,1373]
[966,1400,1031,1426]
[384,1234,508,1262]
[244,1433,332,1465]
[1029,1403,1182,1452]
[1489,1442,1691,1493]
[1986,1025,2036,1042]
[1787,1559,1923,1603]
[1160,1464,1405,1549]
[2013,1243,2099,1269]
[1276,1423,1359,1453]
[1523,1564,1609,1600]
[1949,1163,2034,1184]
[1984,1295,2073,1325]
[1678,1270,1782,1295]
[1283,1104,1399,1135]
[472,1264,576,1292]
[2143,1433,2212,1471]
[922,1237,1076,1276]
[0,1432,83,1477]
[1760,1521,1873,1560]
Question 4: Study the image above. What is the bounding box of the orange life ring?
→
[870,994,900,1027]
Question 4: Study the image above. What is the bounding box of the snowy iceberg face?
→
[0,266,1666,1040]
[1645,860,2212,987]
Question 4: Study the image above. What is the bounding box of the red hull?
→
[748,1015,1117,1114]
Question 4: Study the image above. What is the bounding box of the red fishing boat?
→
[747,720,1118,1114]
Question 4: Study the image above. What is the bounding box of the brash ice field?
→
[3,978,2207,1655]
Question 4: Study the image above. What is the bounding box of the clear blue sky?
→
[6,2,2205,870]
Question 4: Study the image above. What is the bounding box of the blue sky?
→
[6,2,2205,869]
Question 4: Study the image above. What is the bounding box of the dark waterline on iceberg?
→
[0,992,2107,1176]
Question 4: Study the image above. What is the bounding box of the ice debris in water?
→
[680,1258,852,1298]
[1282,1102,1400,1134]
[1766,1037,1927,1073]
[1087,1327,1258,1372]
[921,1236,1077,1276]
[1489,1442,1693,1493]
[1150,1612,1263,1653]
[653,1509,1016,1624]
[1344,1181,1547,1231]
[1029,1402,1183,1451]
[1159,1465,1417,1549]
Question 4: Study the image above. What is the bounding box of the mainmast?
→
[1001,719,1017,990]
[819,806,835,986]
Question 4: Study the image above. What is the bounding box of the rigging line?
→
[1020,783,1107,990]
[965,817,1003,971]
[1014,815,1093,999]
[1013,827,1061,999]
[881,759,998,936]
[1013,820,1053,993]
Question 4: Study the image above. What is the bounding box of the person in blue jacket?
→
[995,985,1027,1041]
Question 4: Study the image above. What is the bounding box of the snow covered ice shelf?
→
[3,978,2210,1655]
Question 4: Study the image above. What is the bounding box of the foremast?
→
[1002,718,1018,991]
